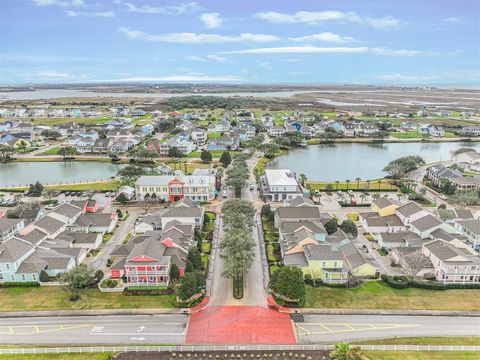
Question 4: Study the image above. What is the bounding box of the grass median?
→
[0,287,173,312]
[305,281,480,311]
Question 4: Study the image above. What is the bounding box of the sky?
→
[0,0,479,85]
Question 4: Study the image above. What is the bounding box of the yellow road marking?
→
[296,323,419,336]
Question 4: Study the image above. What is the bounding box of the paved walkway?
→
[186,306,296,344]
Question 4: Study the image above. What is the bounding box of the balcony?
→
[126,269,168,276]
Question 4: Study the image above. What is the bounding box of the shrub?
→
[1,282,40,288]
[39,270,50,282]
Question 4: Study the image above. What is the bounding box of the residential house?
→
[371,197,399,217]
[395,201,431,225]
[462,126,480,136]
[136,174,216,202]
[0,219,25,242]
[160,199,204,229]
[267,126,286,138]
[452,151,480,172]
[190,128,207,145]
[422,239,480,284]
[409,214,444,238]
[71,213,118,234]
[261,169,305,202]
[359,212,407,234]
[454,219,480,251]
[208,119,230,133]
[207,134,239,151]
[159,138,196,156]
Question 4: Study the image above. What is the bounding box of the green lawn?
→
[307,179,397,191]
[365,351,478,360]
[347,213,359,221]
[35,146,61,156]
[0,180,121,192]
[305,281,480,310]
[0,287,173,312]
[0,354,113,360]
[358,337,480,346]
[207,133,221,139]
[390,131,424,139]
[30,117,112,126]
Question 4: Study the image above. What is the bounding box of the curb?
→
[0,308,186,318]
[296,308,480,317]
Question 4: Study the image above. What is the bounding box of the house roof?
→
[47,203,82,219]
[17,228,48,245]
[34,215,66,235]
[424,240,480,264]
[379,231,421,243]
[265,169,299,186]
[163,206,203,219]
[75,213,113,227]
[280,221,325,235]
[396,202,425,217]
[0,237,34,262]
[304,244,343,261]
[373,197,397,209]
[276,206,320,220]
[339,242,370,271]
[284,252,308,268]
[410,215,443,233]
[456,219,480,236]
[289,196,315,207]
[57,231,99,245]
[0,218,23,233]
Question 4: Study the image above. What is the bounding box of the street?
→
[0,315,188,345]
[294,314,480,344]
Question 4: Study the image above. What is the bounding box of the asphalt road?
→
[0,315,188,345]
[294,314,480,344]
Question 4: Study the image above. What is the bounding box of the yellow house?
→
[301,244,348,284]
[371,197,399,217]
[339,242,377,277]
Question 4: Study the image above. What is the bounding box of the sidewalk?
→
[297,308,480,317]
[0,308,185,318]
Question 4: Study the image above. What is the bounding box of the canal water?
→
[0,161,125,187]
[266,142,480,182]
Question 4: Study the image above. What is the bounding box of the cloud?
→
[186,54,227,62]
[124,2,199,15]
[200,13,222,28]
[290,32,356,43]
[119,27,279,43]
[223,46,435,56]
[33,70,89,81]
[32,0,84,7]
[66,10,114,17]
[255,10,403,29]
[377,73,437,81]
[259,62,272,70]
[444,17,465,23]
[91,75,243,82]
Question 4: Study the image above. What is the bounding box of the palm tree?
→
[299,173,307,186]
[377,179,382,190]
[366,179,371,190]
[360,193,367,204]
[345,179,351,190]
[356,177,361,190]
[335,180,340,190]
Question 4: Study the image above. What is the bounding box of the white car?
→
[223,189,228,198]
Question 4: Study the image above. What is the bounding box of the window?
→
[5,264,9,270]
[21,274,25,281]
[32,274,36,281]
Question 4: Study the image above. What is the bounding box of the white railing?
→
[0,344,478,355]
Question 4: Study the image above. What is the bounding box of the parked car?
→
[337,191,343,196]
[223,189,228,198]
[347,190,354,195]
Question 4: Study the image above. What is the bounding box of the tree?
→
[219,227,256,280]
[269,266,306,302]
[116,192,128,204]
[339,220,358,237]
[449,189,480,207]
[299,173,307,186]
[324,218,338,235]
[39,270,50,282]
[186,247,202,271]
[167,146,183,158]
[59,265,97,301]
[0,145,14,162]
[222,199,256,230]
[177,271,204,301]
[355,177,361,190]
[58,146,77,160]
[404,250,430,279]
[335,180,340,190]
[345,179,351,190]
[170,263,180,282]
[200,150,212,164]
[40,129,61,140]
[261,204,274,223]
[219,150,232,167]
[383,156,425,179]
[118,165,147,177]
[43,188,56,202]
[29,181,44,197]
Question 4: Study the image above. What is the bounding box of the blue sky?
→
[0,0,479,85]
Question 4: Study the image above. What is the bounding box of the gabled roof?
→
[304,244,343,261]
[289,196,315,207]
[456,219,480,236]
[396,201,425,217]
[410,215,443,232]
[34,215,66,235]
[373,197,397,209]
[0,218,23,233]
[276,206,320,220]
[0,237,34,262]
[75,213,114,227]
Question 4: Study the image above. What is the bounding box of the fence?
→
[0,344,478,355]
